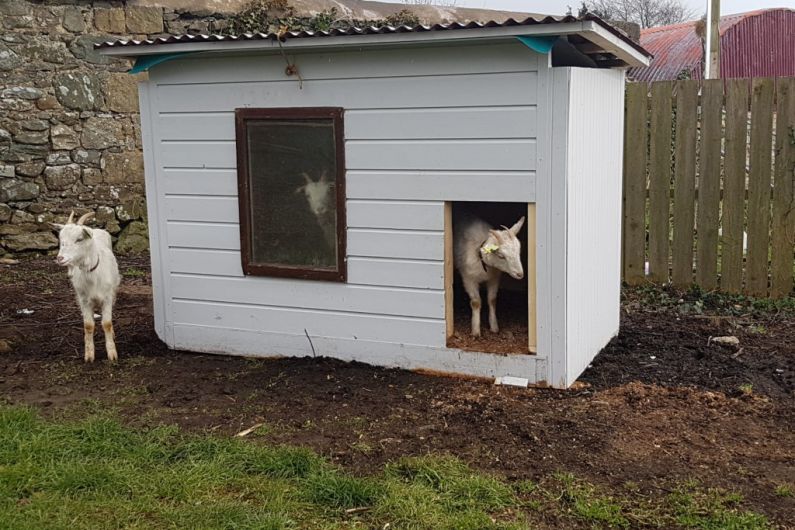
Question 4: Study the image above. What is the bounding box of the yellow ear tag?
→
[481,244,499,254]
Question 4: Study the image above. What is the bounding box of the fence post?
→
[623,82,648,284]
[721,79,750,293]
[671,80,699,287]
[696,79,724,290]
[746,78,775,296]
[647,81,673,283]
[770,78,795,298]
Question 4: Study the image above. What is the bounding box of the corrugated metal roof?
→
[95,14,651,59]
[629,8,795,82]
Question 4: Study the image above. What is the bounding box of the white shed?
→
[99,15,650,388]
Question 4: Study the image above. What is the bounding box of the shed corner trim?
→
[129,52,195,74]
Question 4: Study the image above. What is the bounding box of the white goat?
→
[295,171,336,248]
[454,211,525,337]
[51,211,121,362]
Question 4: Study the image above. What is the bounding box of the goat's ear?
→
[82,228,93,239]
[49,223,64,231]
[509,216,525,236]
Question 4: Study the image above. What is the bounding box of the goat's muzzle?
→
[55,255,67,266]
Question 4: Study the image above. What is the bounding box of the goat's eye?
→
[76,237,85,243]
[496,252,505,259]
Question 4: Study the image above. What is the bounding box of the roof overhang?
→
[98,19,651,68]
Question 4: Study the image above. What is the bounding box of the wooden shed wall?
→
[546,67,625,387]
[139,41,545,379]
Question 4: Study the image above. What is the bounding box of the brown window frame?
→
[235,107,347,282]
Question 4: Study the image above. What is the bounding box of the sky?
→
[389,0,795,17]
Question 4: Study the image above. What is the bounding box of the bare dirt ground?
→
[1,256,793,527]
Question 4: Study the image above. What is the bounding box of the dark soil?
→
[1,256,793,527]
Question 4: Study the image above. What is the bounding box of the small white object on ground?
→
[16,309,34,315]
[494,376,529,387]
[712,336,740,346]
[234,423,265,437]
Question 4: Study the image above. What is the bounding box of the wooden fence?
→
[622,77,795,298]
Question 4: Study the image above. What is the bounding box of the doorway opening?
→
[445,201,536,355]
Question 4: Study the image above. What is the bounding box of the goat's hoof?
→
[490,327,499,334]
[108,354,118,363]
[84,356,95,363]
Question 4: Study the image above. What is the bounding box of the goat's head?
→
[50,211,95,267]
[295,171,332,216]
[479,216,525,280]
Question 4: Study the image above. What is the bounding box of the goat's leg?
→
[80,303,95,363]
[463,279,482,337]
[486,275,500,333]
[101,299,118,363]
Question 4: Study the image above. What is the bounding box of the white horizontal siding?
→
[171,324,545,381]
[154,72,538,113]
[167,248,442,290]
[347,171,535,202]
[172,300,444,346]
[171,274,443,319]
[348,229,443,260]
[157,107,537,141]
[147,43,543,370]
[151,42,537,85]
[347,200,443,230]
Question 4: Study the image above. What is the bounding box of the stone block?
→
[0,164,13,178]
[82,117,123,149]
[21,39,69,64]
[46,152,72,166]
[115,220,149,254]
[53,72,103,111]
[94,8,125,33]
[69,35,112,66]
[0,203,10,222]
[2,87,44,100]
[71,148,101,167]
[0,179,40,202]
[125,6,163,34]
[103,73,141,113]
[21,119,48,131]
[15,160,45,177]
[14,130,49,145]
[36,95,60,110]
[43,164,80,191]
[102,150,143,184]
[51,123,79,150]
[10,210,35,224]
[82,167,102,186]
[1,232,59,251]
[62,6,86,33]
[0,42,23,71]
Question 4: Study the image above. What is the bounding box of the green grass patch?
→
[0,406,773,529]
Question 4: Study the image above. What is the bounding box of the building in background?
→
[629,8,795,82]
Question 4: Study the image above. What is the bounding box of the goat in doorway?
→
[454,211,525,337]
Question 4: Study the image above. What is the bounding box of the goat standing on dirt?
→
[51,211,121,362]
[454,211,525,337]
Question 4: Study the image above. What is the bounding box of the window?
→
[235,108,346,281]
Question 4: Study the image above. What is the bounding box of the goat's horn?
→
[66,211,75,224]
[77,212,94,225]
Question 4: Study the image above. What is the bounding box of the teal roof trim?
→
[516,35,559,54]
[129,52,194,73]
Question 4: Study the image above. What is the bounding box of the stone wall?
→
[0,1,234,256]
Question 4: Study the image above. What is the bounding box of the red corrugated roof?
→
[630,8,795,82]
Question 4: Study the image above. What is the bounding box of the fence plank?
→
[770,77,795,298]
[623,82,648,284]
[647,81,673,282]
[721,79,749,293]
[671,80,699,286]
[696,80,724,290]
[745,78,775,296]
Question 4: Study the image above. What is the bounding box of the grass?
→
[0,406,772,530]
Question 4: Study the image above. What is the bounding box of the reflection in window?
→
[236,108,346,281]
